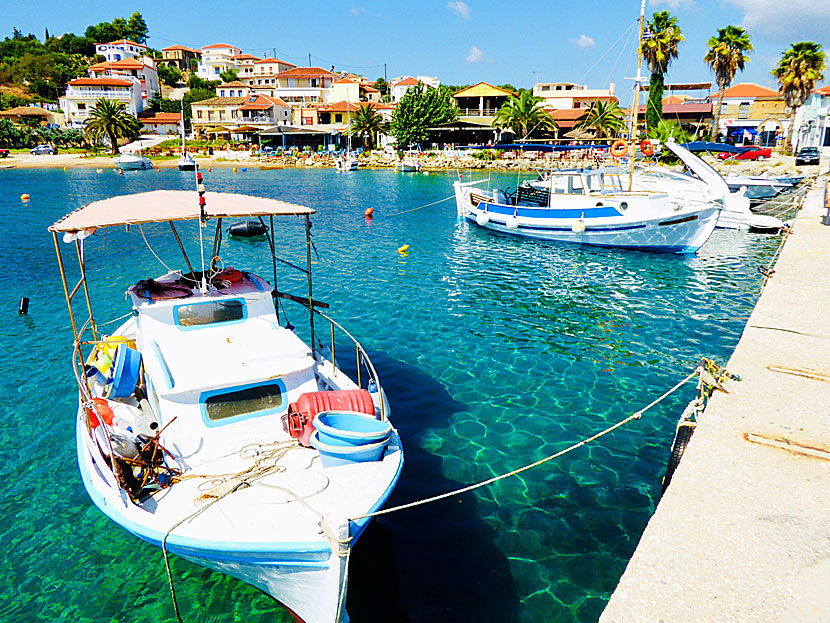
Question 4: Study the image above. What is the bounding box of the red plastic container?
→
[282,390,375,446]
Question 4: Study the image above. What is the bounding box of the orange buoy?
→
[233,167,237,173]
[610,140,628,158]
[118,169,124,175]
[20,194,30,201]
[640,140,655,157]
[208,168,212,172]
[365,208,374,218]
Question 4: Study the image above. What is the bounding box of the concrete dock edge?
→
[599,176,830,623]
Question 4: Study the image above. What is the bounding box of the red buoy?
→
[118,169,124,175]
[365,207,374,218]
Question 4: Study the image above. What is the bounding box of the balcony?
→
[66,90,132,100]
[458,107,498,117]
[239,114,275,125]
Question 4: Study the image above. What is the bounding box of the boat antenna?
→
[627,0,647,191]
[195,168,208,294]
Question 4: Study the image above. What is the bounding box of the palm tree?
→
[575,100,627,139]
[641,11,684,132]
[705,26,753,141]
[772,41,826,153]
[492,91,558,140]
[350,104,386,151]
[84,98,142,155]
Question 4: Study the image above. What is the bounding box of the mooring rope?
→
[350,369,698,522]
[382,194,455,217]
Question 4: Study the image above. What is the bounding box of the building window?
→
[335,113,342,123]
[219,111,225,120]
[220,90,225,97]
[310,78,318,87]
[738,103,750,119]
[77,103,86,110]
[197,110,203,119]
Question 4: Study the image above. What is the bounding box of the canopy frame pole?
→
[169,222,196,277]
[211,218,223,263]
[75,238,98,342]
[305,215,315,350]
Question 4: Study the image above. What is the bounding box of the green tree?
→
[641,11,684,131]
[84,98,142,154]
[84,21,121,44]
[772,41,826,153]
[575,100,627,139]
[157,62,183,87]
[492,91,557,139]
[705,26,753,141]
[0,118,22,146]
[350,104,386,150]
[219,68,239,83]
[188,74,219,91]
[180,88,215,120]
[372,77,389,101]
[389,83,457,148]
[125,12,149,44]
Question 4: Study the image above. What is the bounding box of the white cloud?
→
[649,0,694,9]
[448,1,471,20]
[572,34,595,49]
[350,6,366,15]
[466,45,484,63]
[724,0,830,42]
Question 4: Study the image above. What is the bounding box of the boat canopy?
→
[463,143,610,152]
[49,190,315,234]
[680,141,743,154]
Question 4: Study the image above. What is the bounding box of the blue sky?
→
[5,1,829,105]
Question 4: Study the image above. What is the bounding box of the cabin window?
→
[203,381,285,425]
[175,298,246,327]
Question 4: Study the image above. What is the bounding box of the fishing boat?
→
[114,153,153,170]
[455,169,720,252]
[49,187,403,623]
[397,159,421,173]
[335,97,359,172]
[631,142,783,232]
[177,105,197,171]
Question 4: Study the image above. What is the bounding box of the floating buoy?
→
[20,193,29,201]
[476,213,490,226]
[96,168,103,173]
[397,244,409,253]
[18,297,29,315]
[365,208,374,218]
[423,171,429,176]
[118,169,124,175]
[63,166,67,171]
[506,217,520,230]
[571,219,586,234]
[241,167,247,172]
[208,168,212,172]
[233,167,237,173]
[458,173,463,180]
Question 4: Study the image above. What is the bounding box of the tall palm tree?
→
[84,98,142,155]
[350,104,386,151]
[492,91,558,140]
[641,11,684,132]
[772,41,826,153]
[575,100,627,139]
[705,26,753,141]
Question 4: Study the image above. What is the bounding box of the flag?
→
[743,129,754,142]
[642,31,654,40]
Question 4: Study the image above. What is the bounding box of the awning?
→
[233,125,259,132]
[50,190,315,233]
[207,126,231,133]
[259,125,329,136]
[729,128,758,136]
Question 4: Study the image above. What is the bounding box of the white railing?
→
[241,115,274,124]
[458,107,498,117]
[66,90,132,100]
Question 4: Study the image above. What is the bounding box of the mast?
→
[628,0,647,191]
[180,100,186,157]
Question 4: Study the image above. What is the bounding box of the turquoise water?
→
[0,167,777,622]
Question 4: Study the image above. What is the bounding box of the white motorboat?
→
[455,168,720,253]
[49,189,403,623]
[114,153,153,170]
[631,142,783,232]
[397,159,421,173]
[723,175,793,200]
[335,153,358,172]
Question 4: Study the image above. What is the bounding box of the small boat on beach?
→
[49,189,403,623]
[335,153,359,172]
[114,153,153,170]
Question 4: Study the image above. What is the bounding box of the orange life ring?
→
[215,268,244,283]
[610,140,628,158]
[640,140,655,157]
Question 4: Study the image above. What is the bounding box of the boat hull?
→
[115,155,153,170]
[455,183,719,253]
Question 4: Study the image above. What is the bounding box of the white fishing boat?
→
[455,169,719,252]
[631,142,783,232]
[177,105,197,171]
[49,188,403,623]
[114,153,153,170]
[397,159,421,173]
[335,153,358,172]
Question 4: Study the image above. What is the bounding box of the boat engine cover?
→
[283,390,375,446]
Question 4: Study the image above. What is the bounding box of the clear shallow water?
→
[0,167,777,622]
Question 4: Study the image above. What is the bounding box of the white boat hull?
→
[455,182,719,253]
[114,154,153,170]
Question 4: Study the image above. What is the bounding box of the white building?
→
[390,75,440,103]
[273,67,336,105]
[88,57,159,103]
[794,85,830,153]
[239,58,297,96]
[233,53,261,80]
[59,77,142,129]
[94,39,148,62]
[196,43,242,80]
[532,82,617,109]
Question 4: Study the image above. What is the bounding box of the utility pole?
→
[272,47,276,59]
[308,52,312,66]
[533,71,540,86]
[384,63,387,83]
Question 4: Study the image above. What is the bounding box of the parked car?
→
[717,146,772,161]
[0,149,9,158]
[795,146,820,166]
[30,144,57,155]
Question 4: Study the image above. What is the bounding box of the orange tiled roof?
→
[90,58,145,71]
[662,95,689,105]
[137,112,181,123]
[162,44,201,53]
[232,54,261,61]
[334,77,358,84]
[202,43,238,50]
[362,85,379,93]
[276,67,334,78]
[219,81,249,88]
[716,82,779,99]
[255,57,295,66]
[104,39,147,48]
[69,77,133,87]
[395,77,419,86]
[814,85,830,96]
[320,100,361,113]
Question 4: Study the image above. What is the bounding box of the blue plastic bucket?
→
[312,410,392,447]
[106,345,142,398]
[310,430,390,467]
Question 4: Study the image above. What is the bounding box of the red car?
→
[718,146,772,161]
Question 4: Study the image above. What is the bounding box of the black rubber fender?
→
[661,422,695,494]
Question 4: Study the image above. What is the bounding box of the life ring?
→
[610,140,628,158]
[214,267,244,283]
[661,421,696,493]
[640,140,655,157]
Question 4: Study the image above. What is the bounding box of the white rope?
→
[383,194,454,217]
[139,223,176,273]
[350,369,698,521]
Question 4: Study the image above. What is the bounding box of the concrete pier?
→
[600,177,830,623]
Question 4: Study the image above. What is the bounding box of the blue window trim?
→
[173,297,248,331]
[150,340,175,389]
[200,379,287,428]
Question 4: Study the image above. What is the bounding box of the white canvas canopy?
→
[50,190,314,234]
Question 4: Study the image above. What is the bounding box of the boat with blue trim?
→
[49,189,403,623]
[454,167,720,253]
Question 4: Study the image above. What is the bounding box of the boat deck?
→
[600,179,830,622]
